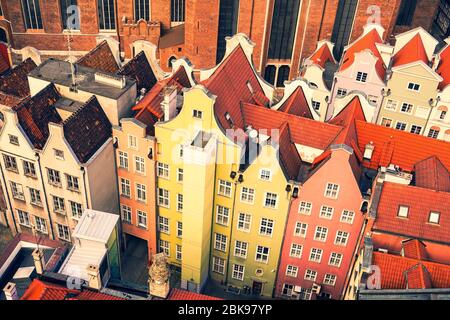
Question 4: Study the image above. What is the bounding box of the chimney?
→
[86,264,102,290]
[148,253,170,299]
[363,142,374,160]
[161,86,178,121]
[3,282,18,300]
[32,248,45,275]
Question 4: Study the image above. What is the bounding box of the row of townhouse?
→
[300,23,450,142]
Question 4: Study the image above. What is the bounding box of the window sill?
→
[24,174,37,179]
[5,168,19,174]
[67,188,81,193]
[54,210,66,215]
[48,182,62,188]
[31,202,43,208]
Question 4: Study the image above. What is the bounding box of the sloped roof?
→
[118,51,157,93]
[308,42,336,68]
[402,239,428,260]
[278,122,303,180]
[355,120,450,172]
[414,156,450,192]
[392,33,429,68]
[340,29,385,80]
[76,40,120,74]
[168,288,221,300]
[373,182,450,244]
[0,92,22,107]
[0,58,37,98]
[436,45,450,90]
[13,84,62,149]
[330,95,366,146]
[63,96,112,163]
[0,52,10,75]
[278,86,313,118]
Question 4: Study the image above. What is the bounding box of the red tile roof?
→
[308,42,336,68]
[392,33,429,68]
[168,288,221,300]
[355,120,450,172]
[0,58,36,99]
[372,251,450,290]
[436,45,450,90]
[373,182,450,244]
[402,239,428,260]
[278,86,313,118]
[340,29,385,80]
[414,156,450,192]
[330,95,366,146]
[21,279,124,300]
[76,40,120,74]
[0,54,10,75]
[278,122,303,180]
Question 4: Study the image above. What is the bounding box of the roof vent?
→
[363,142,374,160]
[94,72,126,89]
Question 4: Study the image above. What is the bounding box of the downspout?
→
[0,163,17,233]
[424,96,440,135]
[36,153,55,240]
[81,166,90,209]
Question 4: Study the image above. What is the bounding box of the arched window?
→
[428,126,440,139]
[264,65,276,86]
[168,56,177,68]
[276,65,290,88]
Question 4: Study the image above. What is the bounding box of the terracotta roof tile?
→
[118,51,157,93]
[0,58,36,98]
[330,96,366,146]
[405,263,433,289]
[278,86,313,118]
[436,45,450,90]
[168,288,221,300]
[76,40,120,74]
[0,92,22,107]
[402,239,428,260]
[308,42,336,68]
[392,33,429,68]
[278,122,303,180]
[414,156,450,192]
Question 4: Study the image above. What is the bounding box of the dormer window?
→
[356,72,368,83]
[193,109,203,119]
[429,211,440,224]
[363,143,374,160]
[407,82,420,92]
[54,149,64,160]
[8,135,19,146]
[397,205,409,218]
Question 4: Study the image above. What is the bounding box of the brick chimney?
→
[86,264,102,290]
[32,248,45,275]
[3,282,18,300]
[148,253,170,299]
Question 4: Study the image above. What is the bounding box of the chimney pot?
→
[3,282,18,300]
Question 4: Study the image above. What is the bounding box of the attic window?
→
[407,82,420,92]
[397,205,409,218]
[193,109,203,119]
[429,211,440,224]
[8,135,19,146]
[54,149,64,160]
[246,81,254,95]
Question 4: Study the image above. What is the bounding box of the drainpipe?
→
[36,153,55,240]
[0,162,17,233]
[81,166,90,209]
[424,95,441,135]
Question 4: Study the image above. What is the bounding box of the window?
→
[290,243,303,258]
[398,205,409,218]
[29,188,42,206]
[18,210,30,227]
[429,211,440,224]
[276,65,290,88]
[215,0,239,63]
[159,240,170,256]
[158,216,170,234]
[237,213,251,232]
[128,135,137,149]
[136,183,146,202]
[9,135,19,145]
[428,128,440,139]
[118,151,128,169]
[47,169,61,186]
[336,88,347,97]
[177,168,183,182]
[259,169,271,181]
[264,192,278,208]
[294,222,308,238]
[309,248,323,262]
[10,182,24,200]
[381,118,392,128]
[121,205,131,223]
[320,205,334,219]
[340,210,355,224]
[331,0,358,59]
[3,155,18,172]
[314,226,328,242]
[54,149,64,160]
[312,101,321,111]
[134,0,150,21]
[259,218,274,237]
[240,187,255,204]
[66,174,79,191]
[21,0,43,29]
[356,72,368,82]
[177,194,183,212]
[53,196,66,214]
[407,82,420,91]
[282,284,294,297]
[217,180,233,198]
[70,201,83,218]
[234,240,248,258]
[385,99,398,111]
[212,256,226,274]
[232,264,245,281]
[286,265,299,277]
[171,0,185,23]
[157,162,169,178]
[135,156,145,174]
[368,95,378,105]
[216,205,230,226]
[329,252,343,267]
[304,269,317,281]
[23,161,36,177]
[57,224,70,241]
[137,210,147,228]
[177,221,182,238]
[193,109,203,119]
[335,231,349,246]
[400,103,413,113]
[324,274,337,286]
[410,125,422,135]
[395,121,407,131]
[157,188,170,207]
[98,0,116,30]
[396,0,417,26]
[35,216,47,234]
[120,178,131,197]
[255,245,269,263]
[325,183,339,198]
[176,244,182,260]
[440,110,447,120]
[60,0,79,30]
[299,201,312,215]
[214,233,227,252]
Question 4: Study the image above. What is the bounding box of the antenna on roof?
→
[65,5,81,90]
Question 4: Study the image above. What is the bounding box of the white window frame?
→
[218,179,232,197]
[135,156,145,175]
[157,188,170,208]
[289,243,303,258]
[320,205,334,219]
[324,183,339,199]
[216,205,230,226]
[264,192,278,209]
[309,247,323,263]
[237,213,251,232]
[329,252,343,267]
[340,210,355,224]
[294,222,308,238]
[234,240,248,258]
[232,264,245,281]
[334,230,349,246]
[286,265,298,277]
[137,210,147,229]
[240,186,255,204]
[214,233,227,252]
[121,204,132,223]
[259,169,272,181]
[259,217,274,237]
[304,269,317,281]
[212,256,226,274]
[255,245,270,264]
[158,216,170,234]
[118,151,128,169]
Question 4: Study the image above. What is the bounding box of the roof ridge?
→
[62,96,97,126]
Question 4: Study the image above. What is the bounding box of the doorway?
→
[252,281,263,295]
